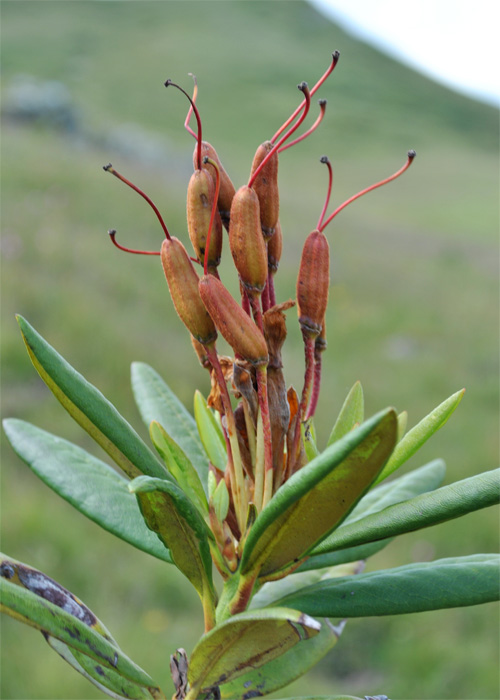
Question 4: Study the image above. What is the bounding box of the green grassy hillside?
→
[1,1,498,698]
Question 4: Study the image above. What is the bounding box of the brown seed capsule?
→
[296,229,330,338]
[228,185,268,295]
[249,140,279,239]
[199,275,268,366]
[267,219,283,275]
[187,168,223,272]
[161,237,217,345]
[195,142,236,230]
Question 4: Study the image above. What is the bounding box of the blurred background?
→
[1,1,498,698]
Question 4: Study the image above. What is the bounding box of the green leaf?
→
[194,390,227,472]
[312,468,500,555]
[0,569,162,693]
[128,476,216,607]
[374,389,465,484]
[187,607,321,697]
[16,316,168,481]
[240,409,397,578]
[298,539,394,573]
[327,381,364,446]
[251,561,363,610]
[0,554,118,644]
[219,618,345,699]
[46,637,154,699]
[3,420,172,564]
[131,362,208,487]
[274,554,500,617]
[344,459,446,526]
[149,421,208,515]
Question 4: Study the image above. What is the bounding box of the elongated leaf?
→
[131,362,208,486]
[298,539,394,573]
[375,389,465,484]
[312,468,500,555]
[327,381,364,446]
[0,577,161,691]
[219,619,345,699]
[3,420,172,563]
[150,421,208,515]
[251,561,363,610]
[17,316,167,481]
[46,637,154,700]
[344,459,446,526]
[240,409,397,578]
[0,554,117,644]
[187,607,321,696]
[129,476,215,605]
[194,390,227,472]
[274,554,500,617]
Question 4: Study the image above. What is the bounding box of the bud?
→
[249,140,279,239]
[296,229,330,338]
[228,185,268,295]
[195,142,236,230]
[186,168,222,271]
[161,238,217,345]
[199,275,268,366]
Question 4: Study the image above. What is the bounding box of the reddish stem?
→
[316,156,333,231]
[108,230,160,255]
[278,99,327,153]
[165,79,203,171]
[241,286,252,317]
[319,150,416,232]
[184,73,198,140]
[271,51,339,144]
[305,353,322,421]
[248,82,311,189]
[103,164,171,239]
[261,278,271,312]
[268,273,277,307]
[249,294,264,335]
[292,334,315,458]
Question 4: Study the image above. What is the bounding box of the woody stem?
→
[305,351,322,421]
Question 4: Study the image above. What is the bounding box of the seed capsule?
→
[161,237,217,345]
[249,140,279,239]
[296,229,330,338]
[195,142,236,230]
[228,185,268,295]
[267,219,283,275]
[199,275,268,366]
[187,168,222,272]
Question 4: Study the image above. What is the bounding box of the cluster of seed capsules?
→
[104,52,415,572]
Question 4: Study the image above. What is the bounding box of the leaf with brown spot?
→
[187,607,321,698]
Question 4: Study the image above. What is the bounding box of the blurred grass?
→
[1,1,498,698]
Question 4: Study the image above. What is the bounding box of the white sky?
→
[309,0,500,106]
